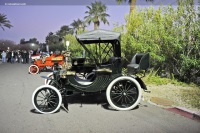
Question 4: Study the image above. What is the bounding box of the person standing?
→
[7,50,11,63]
[22,50,26,64]
[14,50,18,62]
[26,50,29,64]
[11,51,15,63]
[21,50,25,64]
[1,51,6,63]
[17,50,21,63]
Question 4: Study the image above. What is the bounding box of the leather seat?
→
[127,53,150,74]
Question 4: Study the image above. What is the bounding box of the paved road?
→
[0,63,199,133]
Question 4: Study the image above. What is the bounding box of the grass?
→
[181,88,200,110]
[138,70,200,111]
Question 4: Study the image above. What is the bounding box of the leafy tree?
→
[119,0,200,83]
[0,13,12,31]
[48,44,65,52]
[29,38,39,45]
[46,32,61,45]
[0,40,16,51]
[56,25,73,37]
[84,1,110,29]
[64,34,83,57]
[20,38,26,44]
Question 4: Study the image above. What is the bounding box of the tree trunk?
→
[130,0,136,14]
[94,21,99,30]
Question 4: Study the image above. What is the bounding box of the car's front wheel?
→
[32,85,62,114]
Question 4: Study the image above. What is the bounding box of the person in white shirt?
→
[1,51,6,63]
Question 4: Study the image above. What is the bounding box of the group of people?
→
[1,50,32,64]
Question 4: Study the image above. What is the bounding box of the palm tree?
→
[0,13,13,31]
[70,18,86,34]
[116,0,154,14]
[84,1,110,30]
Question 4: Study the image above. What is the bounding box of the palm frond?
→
[0,13,13,31]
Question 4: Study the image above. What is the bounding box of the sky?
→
[0,0,182,44]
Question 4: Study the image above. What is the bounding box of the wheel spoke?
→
[47,102,54,107]
[38,100,45,106]
[124,95,131,103]
[37,95,45,99]
[124,96,130,105]
[116,95,123,103]
[37,99,44,101]
[125,83,132,92]
[111,94,122,100]
[116,82,123,92]
[40,91,45,97]
[49,97,58,100]
[49,100,57,104]
[126,88,137,95]
[111,92,122,95]
[126,94,135,101]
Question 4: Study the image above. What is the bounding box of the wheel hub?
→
[123,92,127,96]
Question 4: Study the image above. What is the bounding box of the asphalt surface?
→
[0,62,199,133]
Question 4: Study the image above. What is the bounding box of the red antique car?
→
[28,53,65,74]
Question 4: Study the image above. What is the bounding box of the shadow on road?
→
[30,92,142,114]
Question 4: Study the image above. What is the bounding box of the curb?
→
[147,99,200,122]
[173,107,200,121]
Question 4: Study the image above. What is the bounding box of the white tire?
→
[106,76,142,111]
[32,85,62,114]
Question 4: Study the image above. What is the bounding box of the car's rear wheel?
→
[32,85,62,114]
[29,65,39,74]
[106,76,142,111]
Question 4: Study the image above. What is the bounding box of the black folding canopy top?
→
[76,29,121,58]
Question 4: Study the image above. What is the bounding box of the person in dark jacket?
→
[17,50,21,63]
[11,51,15,63]
[20,50,24,63]
[25,50,29,64]
[14,50,18,63]
[7,51,11,63]
[21,50,26,64]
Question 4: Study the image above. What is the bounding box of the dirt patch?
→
[142,84,200,112]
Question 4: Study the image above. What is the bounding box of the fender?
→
[40,75,63,90]
[129,75,147,90]
[40,75,52,80]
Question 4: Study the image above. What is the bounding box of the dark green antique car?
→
[32,29,150,114]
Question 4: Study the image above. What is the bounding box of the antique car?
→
[28,52,65,74]
[32,29,150,114]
